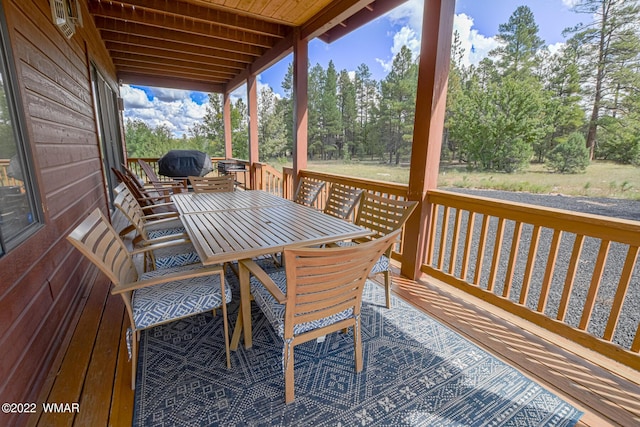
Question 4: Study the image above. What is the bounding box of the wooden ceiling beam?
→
[225,31,294,93]
[100,30,254,64]
[108,0,289,38]
[110,52,237,77]
[116,63,228,83]
[114,59,231,80]
[89,3,275,49]
[118,71,224,92]
[319,0,409,43]
[94,17,265,57]
[105,41,245,71]
[301,0,374,41]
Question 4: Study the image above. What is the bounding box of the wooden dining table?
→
[171,190,372,349]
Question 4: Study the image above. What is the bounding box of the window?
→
[0,3,40,256]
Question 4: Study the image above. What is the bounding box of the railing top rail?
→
[300,169,409,197]
[428,189,640,245]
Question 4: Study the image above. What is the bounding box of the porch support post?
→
[247,74,259,189]
[401,0,455,280]
[223,92,232,159]
[292,28,308,191]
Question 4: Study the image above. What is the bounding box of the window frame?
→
[0,1,42,255]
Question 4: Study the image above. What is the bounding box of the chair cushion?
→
[152,243,201,269]
[335,241,389,274]
[132,264,231,330]
[250,269,354,338]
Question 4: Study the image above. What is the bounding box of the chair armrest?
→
[112,265,224,294]
[141,212,180,221]
[130,237,192,254]
[240,259,287,304]
[140,233,191,245]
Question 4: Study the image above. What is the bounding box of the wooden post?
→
[401,0,455,280]
[292,28,308,192]
[247,74,259,189]
[223,92,232,160]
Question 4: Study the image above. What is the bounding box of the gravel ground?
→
[432,188,640,350]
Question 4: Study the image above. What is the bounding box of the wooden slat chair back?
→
[112,167,177,215]
[323,183,363,220]
[189,175,235,193]
[114,189,199,271]
[138,159,188,193]
[240,228,402,403]
[293,177,325,208]
[346,192,418,308]
[67,208,231,389]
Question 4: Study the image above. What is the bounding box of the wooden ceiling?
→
[87,0,408,93]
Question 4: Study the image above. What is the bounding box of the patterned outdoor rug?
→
[133,267,583,426]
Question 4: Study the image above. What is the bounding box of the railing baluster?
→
[487,218,506,292]
[604,245,639,341]
[557,234,585,322]
[437,206,450,270]
[520,225,541,305]
[473,215,490,286]
[632,323,640,353]
[537,229,562,313]
[579,240,611,331]
[503,221,523,298]
[460,211,476,281]
[426,203,438,265]
[448,208,462,275]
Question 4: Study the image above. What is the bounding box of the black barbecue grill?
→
[217,160,247,175]
[217,160,248,189]
[158,150,213,178]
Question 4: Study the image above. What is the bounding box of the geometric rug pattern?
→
[133,268,583,427]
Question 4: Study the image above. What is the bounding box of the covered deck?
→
[27,208,639,426]
[1,0,639,426]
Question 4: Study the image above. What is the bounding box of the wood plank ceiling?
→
[87,0,408,93]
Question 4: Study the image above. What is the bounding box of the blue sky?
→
[122,0,585,137]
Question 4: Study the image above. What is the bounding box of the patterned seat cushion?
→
[335,241,389,274]
[133,264,232,330]
[146,218,186,239]
[152,243,200,269]
[250,270,354,338]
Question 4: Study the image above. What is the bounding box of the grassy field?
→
[282,159,640,200]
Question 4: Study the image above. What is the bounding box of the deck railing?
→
[424,189,640,369]
[120,158,640,369]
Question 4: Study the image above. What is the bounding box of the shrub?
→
[546,133,590,173]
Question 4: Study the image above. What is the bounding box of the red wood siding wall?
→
[0,1,117,423]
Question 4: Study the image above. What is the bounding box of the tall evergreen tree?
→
[338,69,357,159]
[321,60,341,159]
[490,5,545,77]
[257,86,288,159]
[378,46,417,165]
[564,0,640,158]
[354,64,378,159]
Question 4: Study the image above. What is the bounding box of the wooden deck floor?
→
[27,217,639,427]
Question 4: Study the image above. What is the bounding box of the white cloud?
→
[561,0,579,7]
[378,0,500,71]
[453,13,500,67]
[121,84,209,137]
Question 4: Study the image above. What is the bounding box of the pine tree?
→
[564,0,640,159]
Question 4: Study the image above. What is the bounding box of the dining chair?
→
[189,175,235,193]
[112,167,178,215]
[138,159,188,194]
[67,208,231,389]
[323,183,363,220]
[293,176,325,208]
[114,188,200,271]
[335,192,418,309]
[238,228,402,403]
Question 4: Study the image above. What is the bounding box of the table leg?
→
[239,260,253,348]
